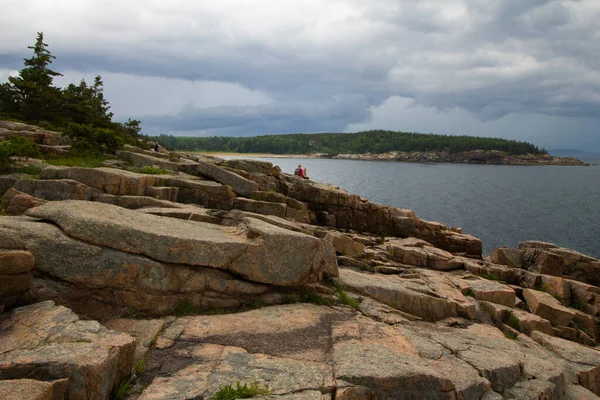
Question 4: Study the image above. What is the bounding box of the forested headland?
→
[0,32,143,169]
[151,131,547,156]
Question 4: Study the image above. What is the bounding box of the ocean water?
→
[226,156,600,258]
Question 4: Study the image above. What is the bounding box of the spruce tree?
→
[8,32,63,122]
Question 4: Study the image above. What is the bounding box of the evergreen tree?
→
[7,32,63,122]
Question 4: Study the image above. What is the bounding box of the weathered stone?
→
[338,268,471,321]
[26,201,336,286]
[532,331,600,395]
[480,301,554,336]
[519,241,560,250]
[145,186,180,202]
[0,250,35,275]
[0,174,20,196]
[97,193,185,209]
[0,216,299,317]
[12,179,100,201]
[116,150,194,171]
[222,159,276,175]
[333,316,489,399]
[194,160,258,196]
[103,318,166,361]
[0,274,32,297]
[523,288,576,327]
[0,301,135,400]
[0,378,68,400]
[1,188,47,215]
[490,247,522,268]
[386,242,463,270]
[233,197,287,218]
[324,231,365,258]
[458,277,516,307]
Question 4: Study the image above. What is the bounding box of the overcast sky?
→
[1,0,599,151]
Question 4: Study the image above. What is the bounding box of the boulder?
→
[233,197,287,218]
[0,378,68,400]
[490,247,522,268]
[337,268,474,321]
[324,231,365,258]
[0,213,334,318]
[458,277,516,307]
[523,288,576,327]
[193,160,258,196]
[532,331,600,395]
[1,188,47,215]
[386,242,464,271]
[12,178,101,201]
[0,301,135,400]
[103,318,166,361]
[26,201,336,286]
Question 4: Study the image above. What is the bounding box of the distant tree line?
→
[152,130,546,155]
[0,32,142,155]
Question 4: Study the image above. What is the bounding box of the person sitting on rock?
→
[294,164,309,179]
[154,142,159,152]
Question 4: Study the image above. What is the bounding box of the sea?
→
[224,155,600,259]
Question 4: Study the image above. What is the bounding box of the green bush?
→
[211,382,273,400]
[0,135,40,171]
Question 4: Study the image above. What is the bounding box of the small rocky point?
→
[1,123,599,399]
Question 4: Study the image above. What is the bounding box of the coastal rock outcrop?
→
[0,301,135,399]
[1,136,599,399]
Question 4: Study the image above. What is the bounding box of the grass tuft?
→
[136,165,174,175]
[112,377,132,400]
[134,358,147,374]
[210,382,273,400]
[506,313,520,330]
[300,293,337,306]
[465,288,476,298]
[480,272,500,281]
[173,299,198,316]
[335,284,362,310]
[45,155,105,168]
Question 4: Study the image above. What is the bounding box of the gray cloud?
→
[0,0,599,149]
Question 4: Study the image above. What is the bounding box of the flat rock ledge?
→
[0,301,135,399]
[109,303,600,399]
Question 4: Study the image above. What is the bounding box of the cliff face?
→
[1,127,600,399]
[323,150,588,165]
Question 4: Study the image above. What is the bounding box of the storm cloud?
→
[1,0,599,150]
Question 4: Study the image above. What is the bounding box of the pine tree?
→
[8,32,63,122]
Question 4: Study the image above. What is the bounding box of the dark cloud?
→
[0,0,599,148]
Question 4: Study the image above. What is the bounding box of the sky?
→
[1,0,599,151]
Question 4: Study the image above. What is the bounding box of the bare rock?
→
[103,318,166,361]
[1,188,47,215]
[324,231,365,258]
[194,159,258,196]
[26,201,336,286]
[0,378,68,400]
[523,288,576,327]
[0,301,135,400]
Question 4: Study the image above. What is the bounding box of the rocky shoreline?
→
[1,122,600,399]
[315,150,588,166]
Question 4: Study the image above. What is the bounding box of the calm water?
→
[227,156,600,258]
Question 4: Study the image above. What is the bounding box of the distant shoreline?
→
[191,151,589,166]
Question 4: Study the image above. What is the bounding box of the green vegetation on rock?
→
[152,130,546,156]
[211,382,273,400]
[0,32,142,156]
[0,136,40,170]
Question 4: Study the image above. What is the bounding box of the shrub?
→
[0,135,40,170]
[211,382,273,400]
[112,377,132,400]
[136,165,173,175]
[335,284,362,310]
[173,299,198,316]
